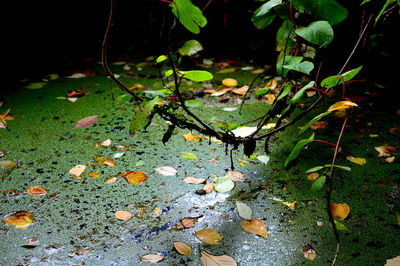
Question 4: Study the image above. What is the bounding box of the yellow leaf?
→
[385,156,395,163]
[181,217,199,228]
[241,218,267,238]
[346,156,366,165]
[183,177,206,184]
[264,94,276,104]
[105,176,118,184]
[3,211,34,229]
[200,251,237,266]
[307,172,319,181]
[140,254,164,263]
[222,78,238,87]
[203,182,214,194]
[183,132,202,142]
[27,186,48,197]
[331,203,350,220]
[121,171,148,185]
[282,201,296,209]
[375,145,397,157]
[195,229,222,245]
[115,211,132,221]
[204,136,223,144]
[0,160,18,167]
[173,242,192,255]
[103,158,116,167]
[328,101,358,112]
[152,208,161,216]
[88,171,100,179]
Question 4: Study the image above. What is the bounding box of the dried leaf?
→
[310,121,327,130]
[155,166,177,176]
[184,177,206,184]
[3,211,34,229]
[307,172,319,181]
[385,156,395,163]
[225,171,245,182]
[328,101,358,112]
[121,171,148,185]
[69,164,86,178]
[331,203,350,220]
[200,251,237,266]
[203,182,214,193]
[66,89,85,98]
[21,238,39,248]
[181,217,199,228]
[231,127,257,138]
[27,186,48,197]
[74,115,98,128]
[346,156,366,165]
[241,218,267,238]
[282,201,296,209]
[251,68,265,74]
[375,145,397,157]
[103,158,116,167]
[183,132,202,142]
[101,139,111,146]
[140,254,164,263]
[232,85,249,95]
[385,256,400,266]
[173,242,192,255]
[88,171,100,179]
[236,201,252,220]
[302,245,316,261]
[115,211,132,221]
[0,160,18,167]
[222,78,238,87]
[204,136,223,144]
[196,229,222,245]
[105,176,118,184]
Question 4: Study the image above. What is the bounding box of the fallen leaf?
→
[282,201,296,209]
[103,158,116,167]
[0,109,14,120]
[222,107,237,112]
[302,244,316,261]
[69,164,86,178]
[0,160,18,167]
[115,211,132,221]
[113,152,124,158]
[155,166,177,176]
[74,115,98,128]
[310,121,327,130]
[217,68,236,74]
[173,242,192,255]
[0,116,7,129]
[385,156,395,163]
[27,186,48,197]
[3,211,34,229]
[385,256,400,266]
[331,203,350,220]
[182,152,198,161]
[195,229,222,245]
[204,136,223,144]
[232,85,249,95]
[121,171,148,184]
[21,238,39,248]
[264,94,276,104]
[257,155,270,165]
[334,220,349,231]
[88,171,100,179]
[203,182,214,193]
[306,91,316,97]
[375,145,397,157]
[48,74,59,80]
[208,157,220,163]
[200,251,237,266]
[140,254,164,263]
[184,177,206,184]
[241,218,267,238]
[307,172,319,181]
[152,208,162,216]
[66,89,85,98]
[181,217,200,228]
[66,73,86,78]
[101,139,111,146]
[222,78,238,87]
[204,89,217,94]
[225,171,245,182]
[214,176,235,193]
[328,101,358,112]
[105,176,118,184]
[236,201,252,220]
[183,132,202,142]
[231,127,257,138]
[346,156,366,165]
[24,82,47,89]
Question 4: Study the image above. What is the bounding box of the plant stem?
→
[313,139,336,147]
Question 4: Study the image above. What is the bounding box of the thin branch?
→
[239,72,264,114]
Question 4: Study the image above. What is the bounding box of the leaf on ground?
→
[121,171,148,185]
[27,186,48,197]
[66,73,86,78]
[306,172,319,181]
[310,121,327,130]
[155,166,177,176]
[328,101,358,112]
[103,158,116,167]
[232,85,249,95]
[183,132,202,142]
[74,115,98,128]
[173,242,192,255]
[331,203,350,220]
[181,216,200,228]
[185,99,204,108]
[214,176,234,193]
[69,164,86,178]
[346,156,366,165]
[24,82,47,89]
[140,254,164,263]
[236,201,252,220]
[231,127,257,138]
[385,156,395,163]
[385,256,400,266]
[222,78,238,87]
[225,171,245,182]
[88,171,100,179]
[375,144,397,157]
[21,238,39,248]
[195,229,222,245]
[115,211,132,221]
[3,211,34,229]
[241,218,267,238]
[0,160,18,167]
[105,176,118,184]
[302,245,316,260]
[203,182,214,193]
[182,152,198,161]
[257,155,270,165]
[101,139,111,147]
[204,136,223,144]
[66,89,85,98]
[334,220,349,231]
[217,68,236,74]
[200,251,237,266]
[282,201,296,209]
[222,107,237,112]
[184,177,206,184]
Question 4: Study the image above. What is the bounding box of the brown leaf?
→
[115,211,132,221]
[103,158,116,167]
[66,89,85,98]
[173,242,192,255]
[375,144,397,157]
[3,211,34,229]
[69,164,86,178]
[302,245,316,261]
[225,171,245,182]
[183,132,202,142]
[331,203,350,220]
[21,238,39,248]
[121,171,148,185]
[386,256,400,266]
[203,182,214,193]
[306,172,319,181]
[140,254,164,263]
[74,115,98,128]
[195,229,222,245]
[155,166,177,176]
[310,121,327,130]
[200,251,237,266]
[232,85,249,95]
[105,176,118,184]
[27,186,48,197]
[184,177,206,184]
[0,160,18,167]
[241,218,267,238]
[181,216,200,228]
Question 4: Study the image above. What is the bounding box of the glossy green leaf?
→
[129,97,159,134]
[178,40,203,56]
[284,133,314,167]
[183,70,213,82]
[255,87,271,96]
[311,175,326,192]
[341,66,363,81]
[334,220,349,231]
[290,0,348,25]
[255,0,282,16]
[277,56,314,77]
[291,81,314,103]
[252,14,276,29]
[236,201,252,220]
[214,176,235,193]
[295,21,334,46]
[155,55,167,64]
[185,99,203,109]
[324,164,351,171]
[277,84,292,101]
[299,111,331,135]
[305,166,324,173]
[321,66,362,88]
[170,0,207,34]
[374,0,396,25]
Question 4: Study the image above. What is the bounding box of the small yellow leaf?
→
[282,201,296,209]
[307,172,319,181]
[328,101,358,112]
[241,218,267,238]
[203,183,214,194]
[140,254,164,263]
[183,177,206,184]
[331,203,350,220]
[195,229,222,245]
[183,132,202,142]
[346,156,366,165]
[264,94,276,104]
[27,186,48,197]
[200,251,237,266]
[103,158,116,167]
[121,171,148,185]
[306,91,317,97]
[115,211,132,221]
[222,78,238,87]
[385,156,395,163]
[173,242,192,255]
[3,211,34,229]
[0,160,18,167]
[152,208,162,216]
[204,136,223,144]
[88,171,100,179]
[225,171,246,182]
[69,164,86,178]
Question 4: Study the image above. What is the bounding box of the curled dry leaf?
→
[74,115,98,128]
[103,158,116,167]
[101,139,111,146]
[307,172,319,181]
[183,132,202,142]
[331,203,350,220]
[181,216,200,228]
[3,211,34,229]
[140,254,164,263]
[184,177,206,184]
[200,251,237,266]
[203,182,214,193]
[173,242,192,255]
[0,160,18,167]
[241,218,267,238]
[346,156,366,165]
[121,171,148,185]
[225,171,245,182]
[302,245,316,261]
[115,211,132,221]
[232,85,249,95]
[328,101,358,112]
[66,89,85,98]
[69,164,86,178]
[155,166,177,176]
[27,186,48,197]
[21,238,39,248]
[375,145,397,157]
[385,156,395,163]
[105,176,118,184]
[222,78,238,87]
[385,256,400,266]
[195,229,222,245]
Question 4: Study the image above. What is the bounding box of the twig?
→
[239,72,264,114]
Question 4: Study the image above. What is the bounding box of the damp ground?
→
[1,58,399,265]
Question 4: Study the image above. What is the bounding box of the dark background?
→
[2,0,399,87]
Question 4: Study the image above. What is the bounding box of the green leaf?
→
[291,81,314,103]
[324,164,351,171]
[214,176,235,193]
[334,220,349,231]
[305,166,324,173]
[290,0,348,25]
[236,201,253,220]
[185,99,203,109]
[155,55,168,64]
[311,175,326,191]
[321,66,362,88]
[170,0,207,34]
[299,111,331,135]
[24,82,47,89]
[375,0,396,25]
[257,155,270,165]
[255,0,282,16]
[276,20,295,41]
[129,97,159,134]
[341,66,363,81]
[277,84,292,101]
[277,56,314,77]
[284,133,315,167]
[255,87,271,96]
[183,70,213,82]
[295,21,334,47]
[117,94,132,104]
[182,152,197,161]
[284,61,314,76]
[252,13,276,29]
[178,40,204,56]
